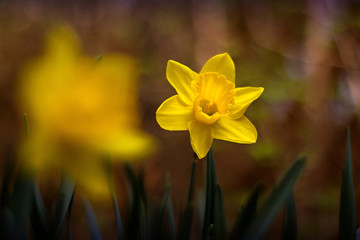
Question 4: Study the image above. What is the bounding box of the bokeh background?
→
[1,0,360,239]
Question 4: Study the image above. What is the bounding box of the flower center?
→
[199,99,218,116]
[192,72,235,125]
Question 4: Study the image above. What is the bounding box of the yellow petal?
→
[200,53,235,83]
[228,87,264,119]
[46,25,81,59]
[19,131,57,172]
[167,60,198,104]
[213,116,257,143]
[96,131,155,160]
[66,156,111,197]
[188,120,214,159]
[156,95,193,130]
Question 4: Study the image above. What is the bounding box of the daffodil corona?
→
[156,53,263,159]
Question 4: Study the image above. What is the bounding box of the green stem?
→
[187,158,198,203]
[202,147,217,240]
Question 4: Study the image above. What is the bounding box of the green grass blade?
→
[177,202,194,240]
[105,159,124,240]
[1,115,33,239]
[207,224,214,236]
[149,201,161,240]
[339,129,356,240]
[138,170,148,210]
[157,176,171,239]
[0,206,15,239]
[230,183,263,240]
[166,195,176,240]
[93,55,103,66]
[112,190,124,240]
[51,174,76,238]
[149,176,171,240]
[124,164,139,239]
[83,197,102,240]
[124,164,148,240]
[66,187,76,240]
[139,199,148,240]
[160,176,171,222]
[10,169,34,239]
[213,184,226,240]
[282,190,297,240]
[243,156,306,240]
[31,181,50,238]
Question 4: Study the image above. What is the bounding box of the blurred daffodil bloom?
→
[18,26,153,195]
[156,53,263,159]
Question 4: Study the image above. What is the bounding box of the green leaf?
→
[93,55,103,66]
[229,183,263,240]
[0,207,15,239]
[31,181,50,238]
[1,145,15,207]
[66,187,75,240]
[105,159,124,240]
[3,114,34,238]
[139,199,147,240]
[202,148,217,240]
[124,164,148,240]
[213,184,226,240]
[124,164,139,239]
[339,128,356,240]
[149,175,171,239]
[30,175,76,239]
[0,147,15,239]
[10,169,34,239]
[177,160,198,240]
[160,176,171,223]
[282,190,297,240]
[83,197,102,240]
[243,156,306,240]
[111,189,124,240]
[207,224,214,236]
[149,201,161,240]
[0,114,33,239]
[51,174,76,238]
[177,202,194,240]
[166,195,176,240]
[138,170,148,210]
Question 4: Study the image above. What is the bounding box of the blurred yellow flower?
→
[18,26,153,195]
[156,53,263,159]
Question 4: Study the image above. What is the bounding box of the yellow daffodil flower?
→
[156,53,263,159]
[18,26,153,196]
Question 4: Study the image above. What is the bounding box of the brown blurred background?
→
[1,0,360,239]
